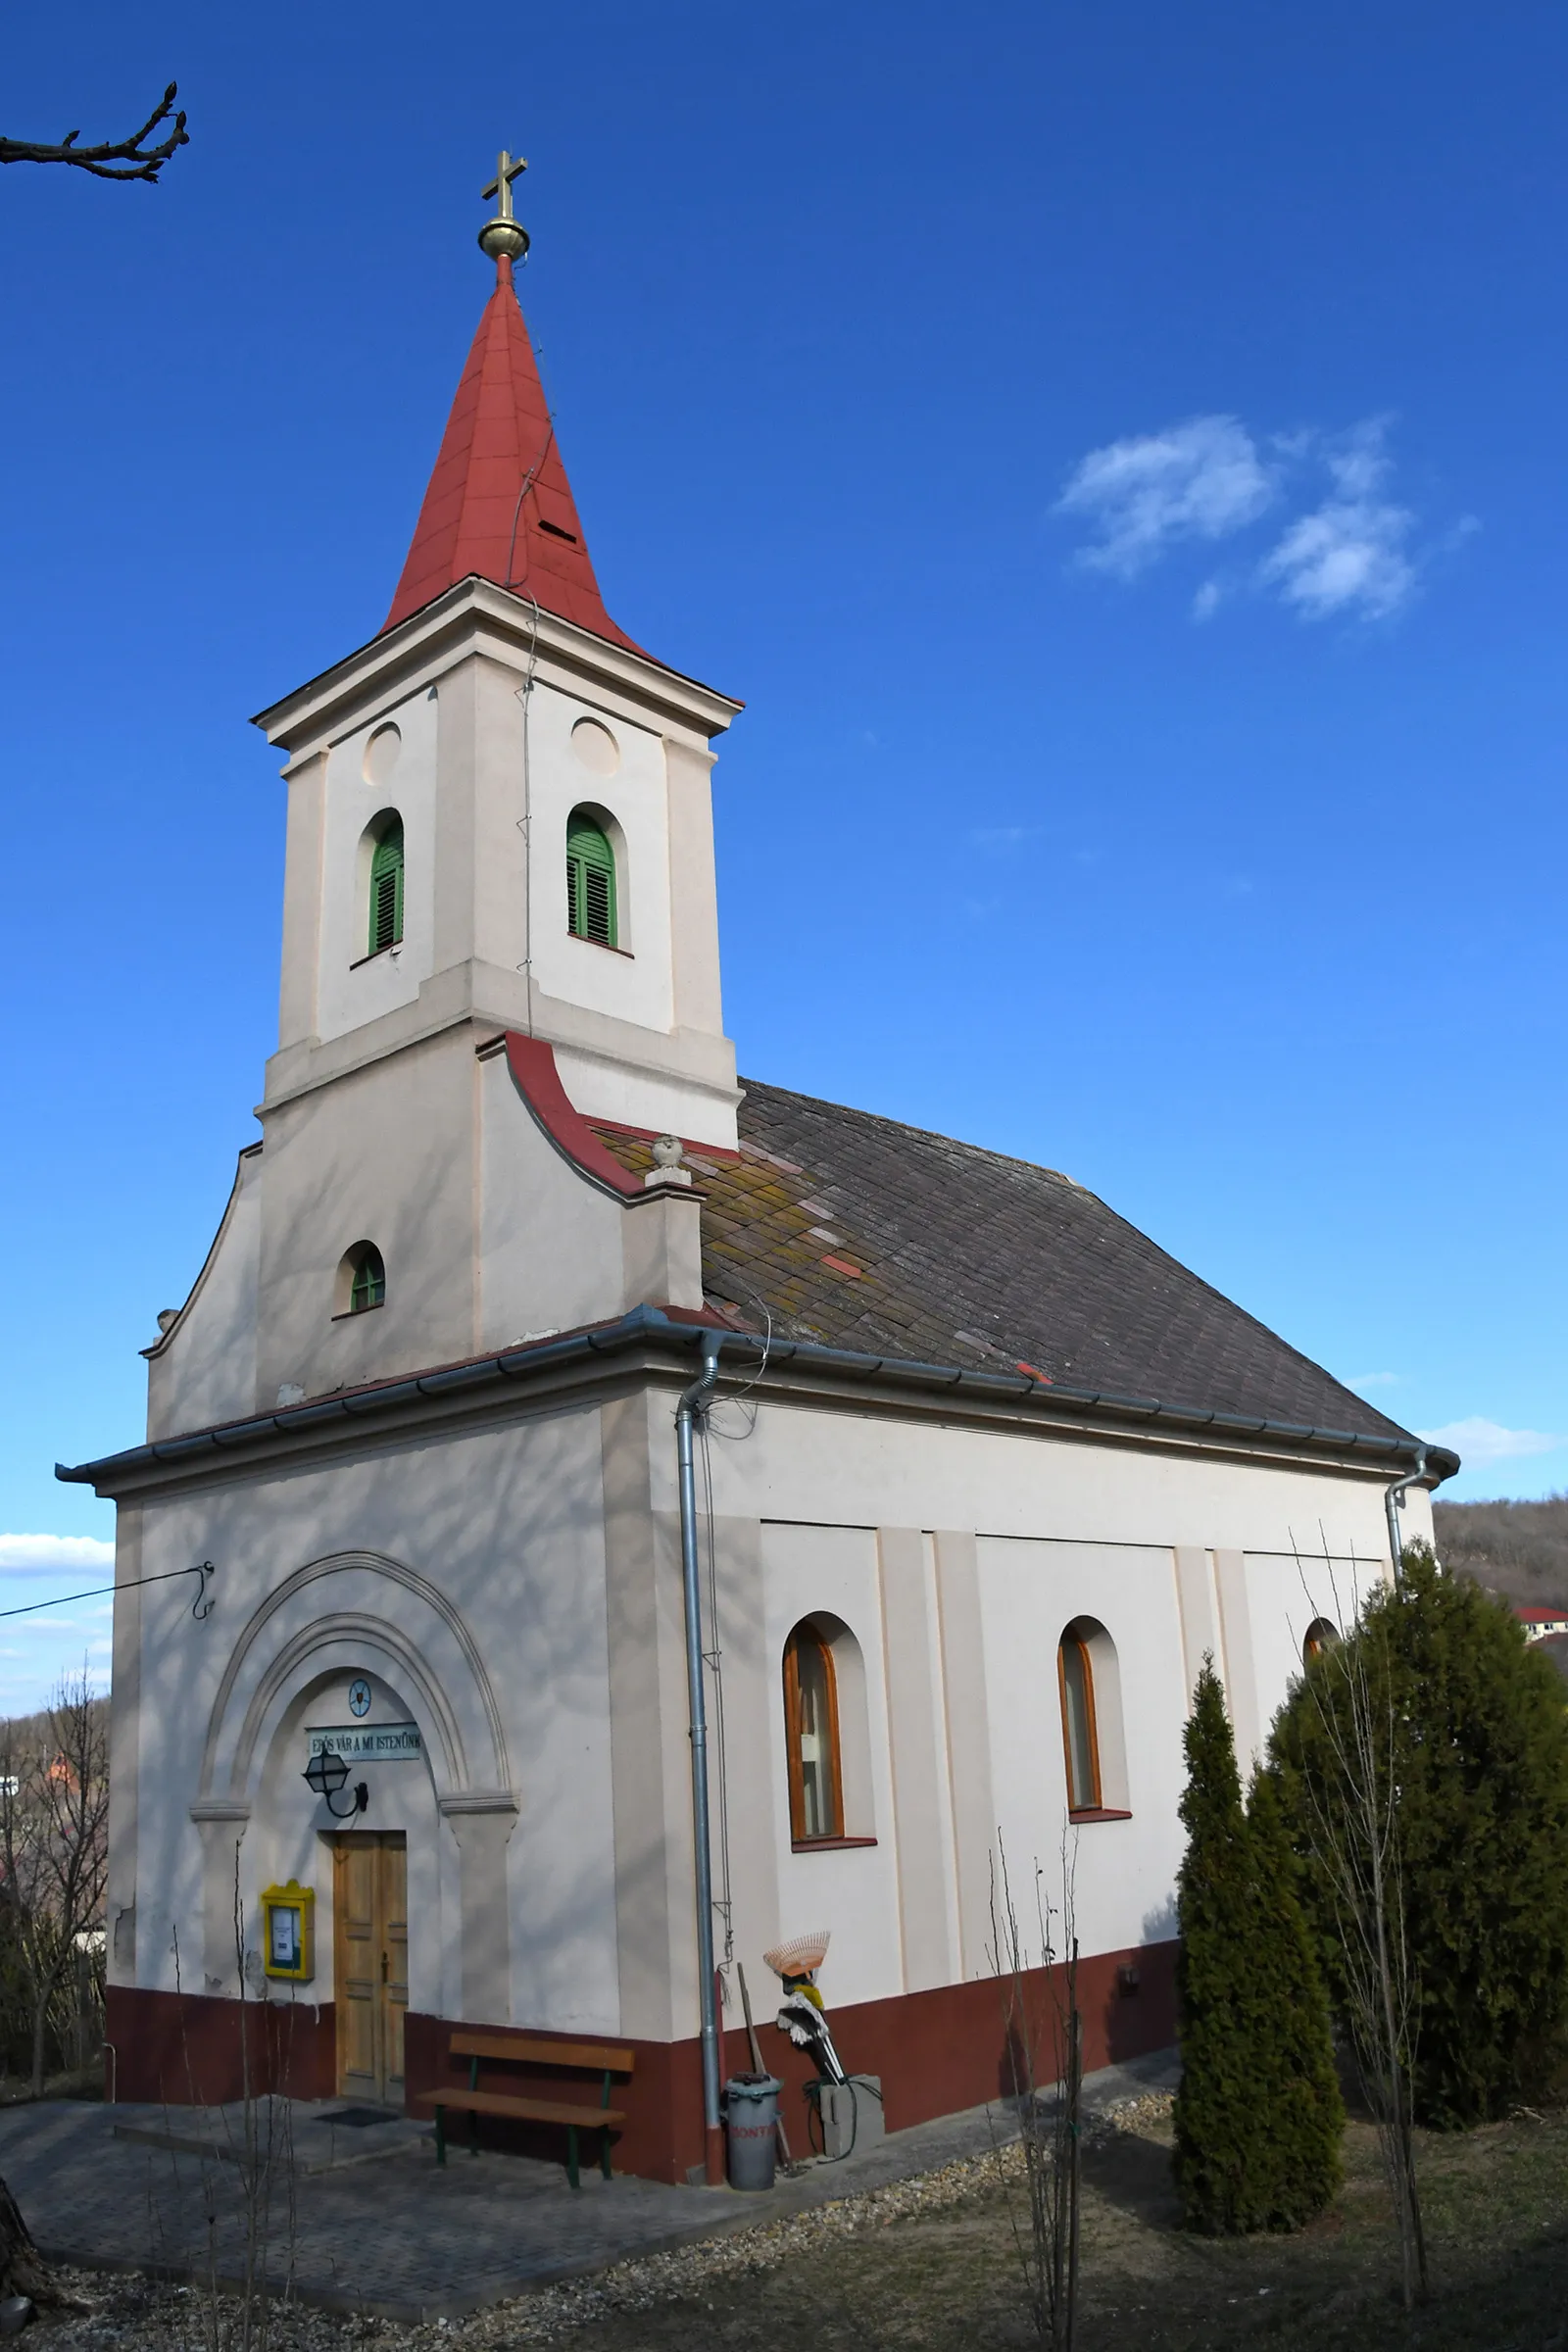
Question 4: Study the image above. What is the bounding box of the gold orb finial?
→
[480,149,529,265]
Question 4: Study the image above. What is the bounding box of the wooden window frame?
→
[1057,1630,1102,1817]
[348,1245,386,1314]
[783,1622,844,1844]
[368,820,405,956]
[566,813,618,949]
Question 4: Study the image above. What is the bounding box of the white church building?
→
[62,172,1451,2184]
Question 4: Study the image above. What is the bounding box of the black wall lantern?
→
[304,1746,368,1818]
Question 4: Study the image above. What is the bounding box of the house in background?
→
[1516,1607,1568,1643]
[61,173,1454,2184]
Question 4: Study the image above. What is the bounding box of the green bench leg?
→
[600,2126,612,2182]
[469,2105,479,2158]
[566,2123,580,2191]
[434,2104,446,2167]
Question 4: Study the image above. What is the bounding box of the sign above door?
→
[307,1721,421,1763]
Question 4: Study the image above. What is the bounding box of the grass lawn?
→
[548,2104,1568,2351]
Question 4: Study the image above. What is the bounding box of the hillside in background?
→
[1433,1494,1568,1608]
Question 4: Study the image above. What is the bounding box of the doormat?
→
[318,2106,400,2129]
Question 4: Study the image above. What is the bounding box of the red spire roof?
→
[382,256,640,649]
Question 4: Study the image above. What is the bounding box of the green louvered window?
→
[348,1244,386,1312]
[368,819,405,956]
[566,812,617,947]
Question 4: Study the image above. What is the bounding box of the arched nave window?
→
[1056,1617,1130,1820]
[566,809,617,947]
[1057,1627,1101,1813]
[336,1241,386,1316]
[783,1621,842,1842]
[368,815,405,955]
[1302,1618,1339,1667]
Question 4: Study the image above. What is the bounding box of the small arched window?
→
[1302,1618,1339,1667]
[337,1242,386,1316]
[566,810,617,947]
[783,1622,842,1842]
[368,818,405,955]
[1057,1630,1101,1814]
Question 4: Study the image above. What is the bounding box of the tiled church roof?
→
[381,257,641,650]
[594,1079,1411,1444]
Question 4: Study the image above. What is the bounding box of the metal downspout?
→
[1385,1446,1428,1586]
[676,1330,725,2184]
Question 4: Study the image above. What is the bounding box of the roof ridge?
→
[738,1075,1084,1191]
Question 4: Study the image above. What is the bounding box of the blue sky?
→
[3,1,1566,1701]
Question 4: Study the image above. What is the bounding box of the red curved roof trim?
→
[504,1033,644,1199]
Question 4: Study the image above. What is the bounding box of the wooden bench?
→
[415,2032,635,2188]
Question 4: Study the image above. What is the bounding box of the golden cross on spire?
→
[478,149,530,267]
[482,150,526,220]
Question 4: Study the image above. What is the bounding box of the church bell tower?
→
[147,158,742,1432]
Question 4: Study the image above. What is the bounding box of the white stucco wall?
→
[145,1150,263,1441]
[640,1388,1409,2029]
[113,1367,1434,2058]
[119,1406,620,2038]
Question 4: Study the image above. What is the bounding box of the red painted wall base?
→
[106,1937,1176,2183]
[105,1984,336,2108]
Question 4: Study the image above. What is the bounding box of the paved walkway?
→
[0,2050,1177,2323]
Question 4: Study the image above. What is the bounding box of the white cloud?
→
[1056,413,1462,626]
[1417,1418,1563,1468]
[1055,415,1273,579]
[0,1534,114,1575]
[1348,1371,1400,1390]
[1259,423,1415,620]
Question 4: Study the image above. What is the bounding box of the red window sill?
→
[568,933,635,958]
[349,945,403,970]
[790,1836,878,1852]
[1068,1808,1133,1824]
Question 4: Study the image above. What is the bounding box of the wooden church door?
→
[333,1834,408,2104]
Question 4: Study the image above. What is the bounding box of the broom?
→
[737,1962,795,2172]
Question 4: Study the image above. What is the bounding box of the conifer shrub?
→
[1272,1544,1568,2128]
[1173,1661,1344,2231]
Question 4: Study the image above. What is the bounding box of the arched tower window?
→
[566,810,617,947]
[335,1242,386,1316]
[783,1621,842,1842]
[368,817,405,955]
[1057,1629,1101,1813]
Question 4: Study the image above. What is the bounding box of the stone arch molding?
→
[198,1550,513,1809]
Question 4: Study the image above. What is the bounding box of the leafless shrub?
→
[1292,1551,1427,2310]
[170,1854,297,2352]
[0,1672,109,2095]
[990,1836,1081,2350]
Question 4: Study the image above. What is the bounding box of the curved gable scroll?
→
[198,1550,512,1806]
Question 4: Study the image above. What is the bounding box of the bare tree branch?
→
[1292,1541,1428,2309]
[0,83,188,181]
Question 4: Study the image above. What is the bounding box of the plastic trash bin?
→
[724,2073,781,2189]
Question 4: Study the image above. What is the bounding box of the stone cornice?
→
[251,578,742,762]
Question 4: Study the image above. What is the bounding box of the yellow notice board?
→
[261,1880,316,1982]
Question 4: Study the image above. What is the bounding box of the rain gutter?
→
[57,1305,1454,1492]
